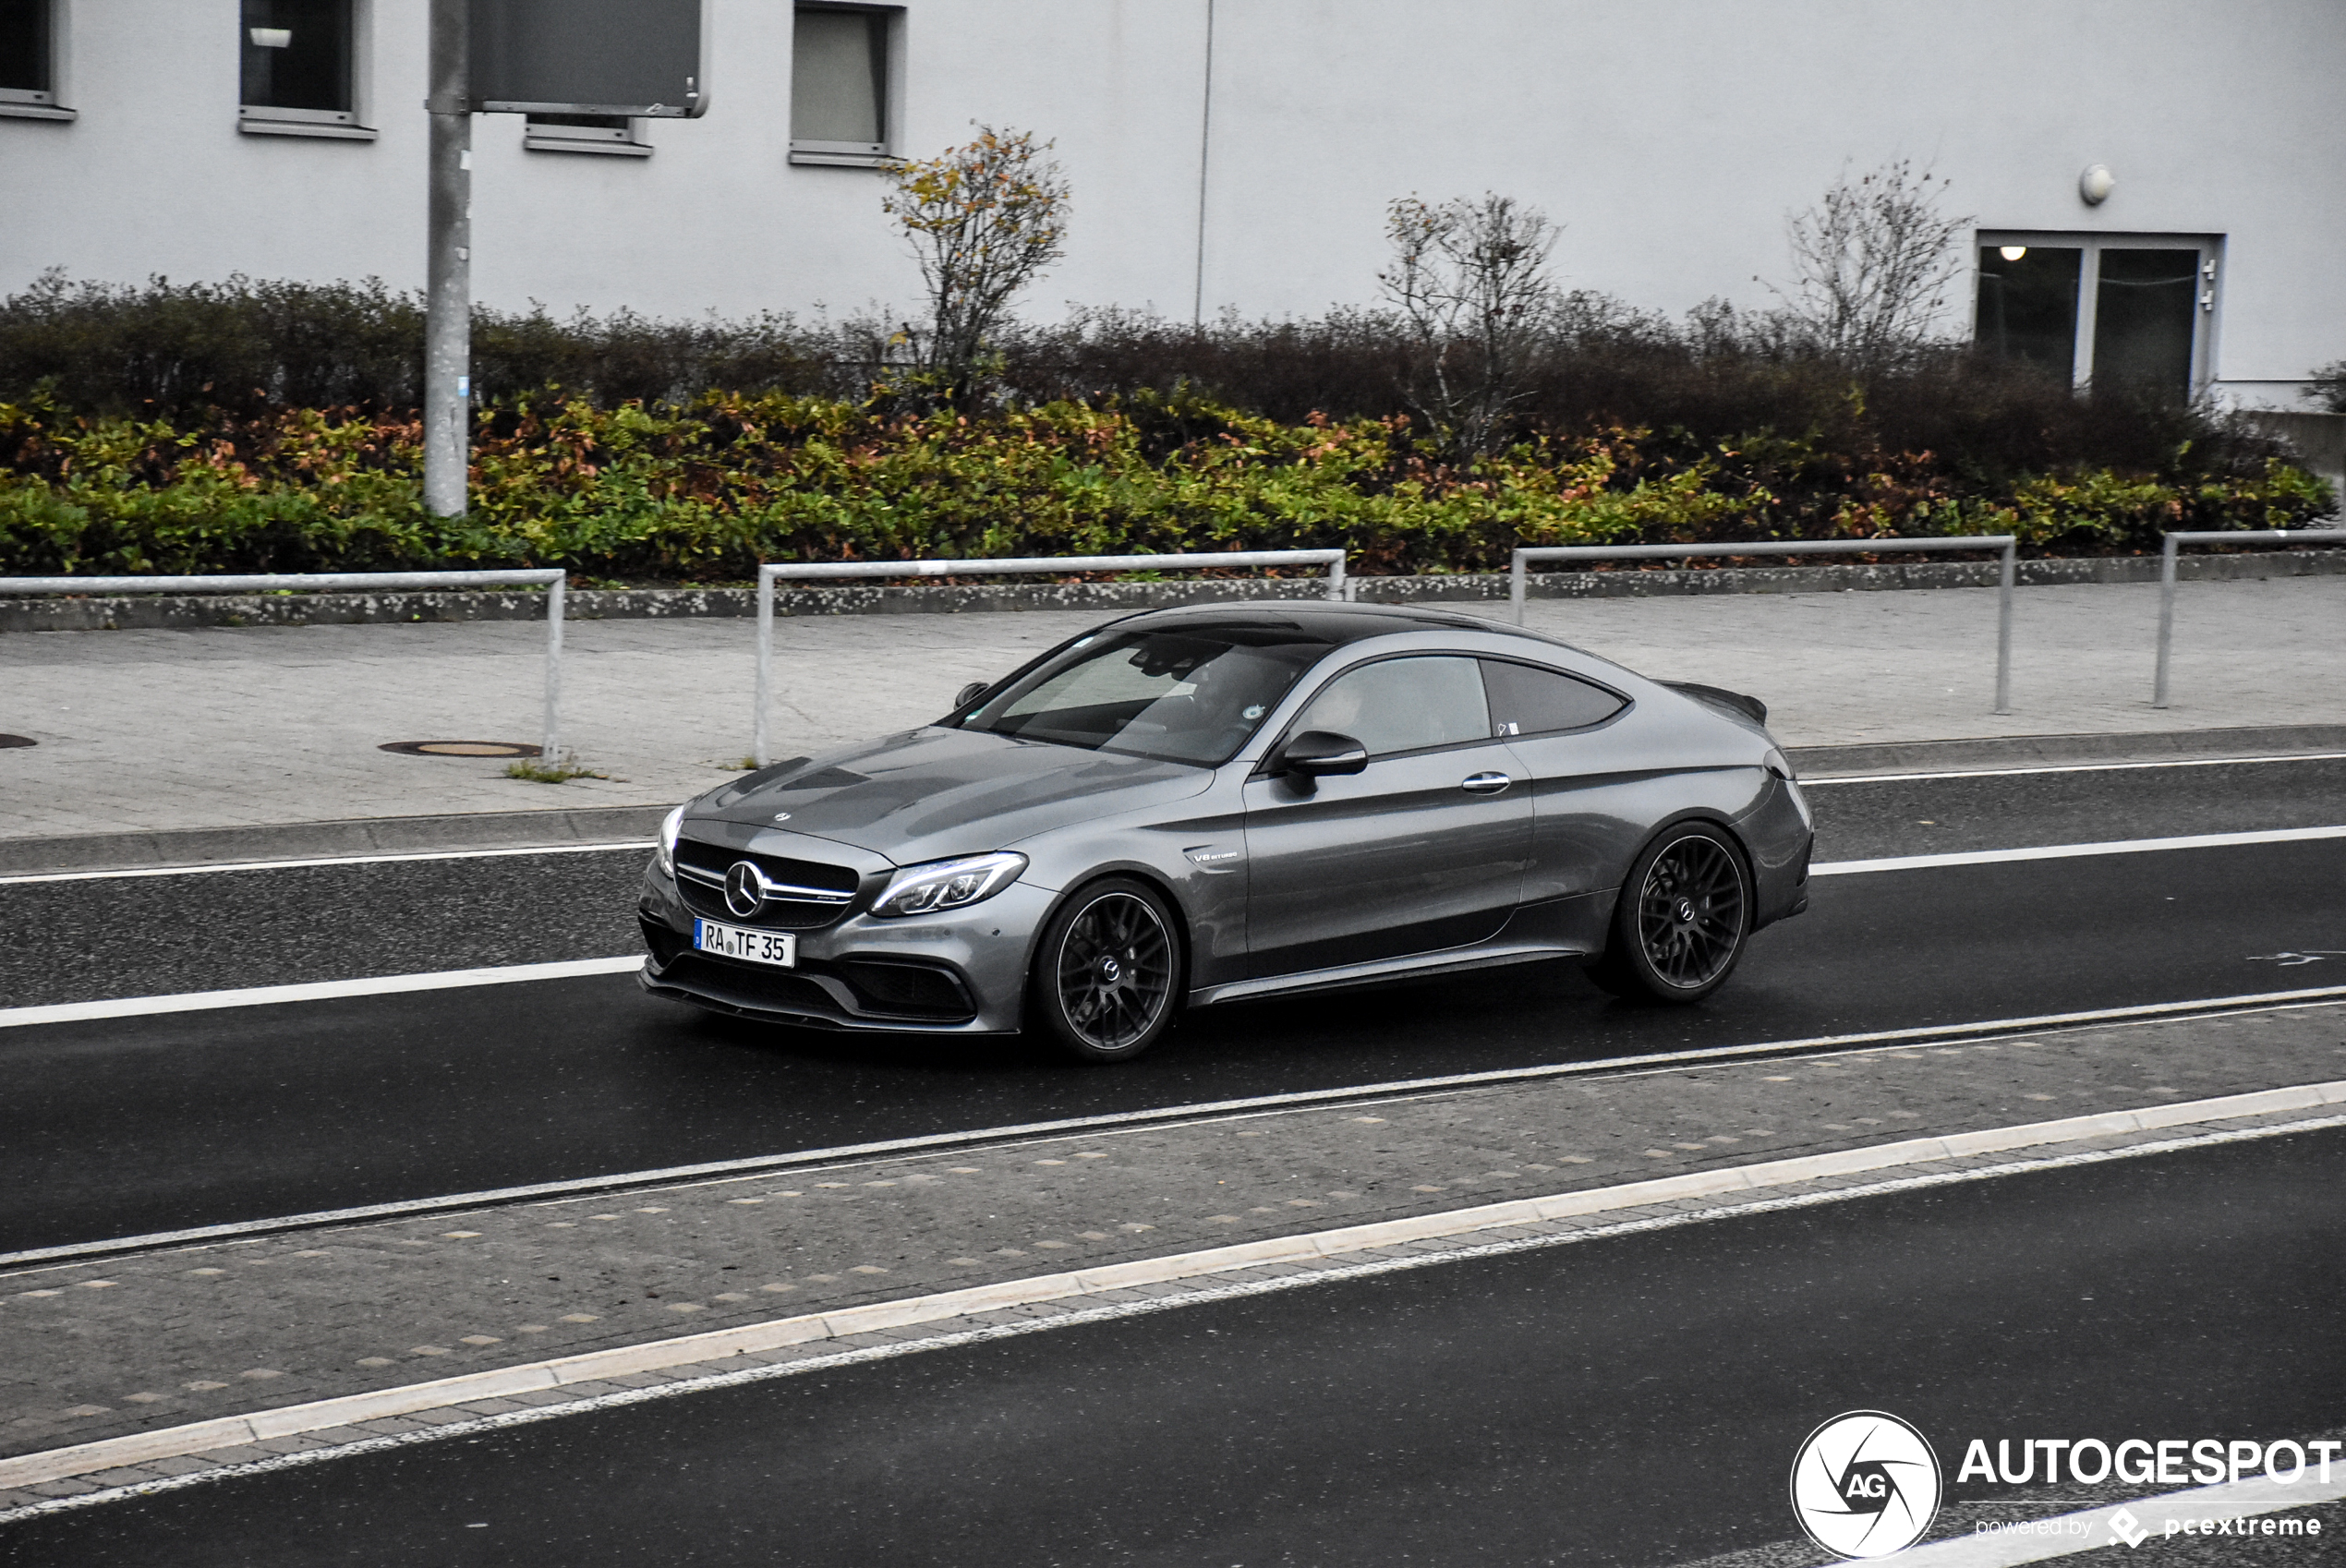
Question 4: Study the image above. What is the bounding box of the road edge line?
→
[1808,823,2346,875]
[4,1080,2340,1497]
[0,957,647,1031]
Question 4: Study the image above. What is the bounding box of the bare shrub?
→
[1765,160,1971,373]
[1378,193,1562,463]
[880,126,1070,404]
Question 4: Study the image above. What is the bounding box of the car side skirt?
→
[1188,938,1590,1007]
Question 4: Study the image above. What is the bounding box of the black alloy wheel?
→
[1033,877,1181,1063]
[1588,822,1752,1004]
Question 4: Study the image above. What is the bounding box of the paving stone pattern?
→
[4,1111,2338,1521]
[2,578,2340,840]
[4,1001,2340,1472]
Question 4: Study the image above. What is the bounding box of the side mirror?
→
[1278,730,1368,777]
[954,681,990,709]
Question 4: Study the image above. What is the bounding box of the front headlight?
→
[870,851,1027,918]
[656,804,685,876]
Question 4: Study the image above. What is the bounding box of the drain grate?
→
[0,734,35,749]
[378,740,544,758]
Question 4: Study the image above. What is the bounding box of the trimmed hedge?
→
[2,391,2331,583]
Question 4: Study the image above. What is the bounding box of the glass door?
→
[2092,249,2203,402]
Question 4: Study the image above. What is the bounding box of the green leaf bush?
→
[2,389,2329,581]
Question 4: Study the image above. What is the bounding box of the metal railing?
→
[0,570,570,756]
[1510,537,2020,715]
[2153,529,2346,707]
[751,550,1348,766]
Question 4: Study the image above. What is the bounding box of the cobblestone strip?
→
[6,1007,2344,1465]
[2,1091,2340,1521]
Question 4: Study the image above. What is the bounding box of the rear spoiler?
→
[1662,681,1768,726]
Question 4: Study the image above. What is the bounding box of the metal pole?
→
[424,0,471,519]
[541,573,564,760]
[2152,534,2181,708]
[753,566,775,767]
[1324,551,1346,602]
[1993,539,2014,716]
[1510,550,1528,626]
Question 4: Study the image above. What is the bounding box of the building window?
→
[791,5,897,166]
[1976,232,2219,402]
[239,0,373,139]
[1,0,72,119]
[526,112,652,158]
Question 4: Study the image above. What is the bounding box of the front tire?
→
[1587,822,1752,1004]
[1030,877,1182,1063]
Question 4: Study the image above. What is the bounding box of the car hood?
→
[696,727,1215,864]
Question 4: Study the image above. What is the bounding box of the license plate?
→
[694,919,797,968]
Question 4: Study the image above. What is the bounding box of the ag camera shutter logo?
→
[1790,1410,1943,1559]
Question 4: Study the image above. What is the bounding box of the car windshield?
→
[956,624,1331,765]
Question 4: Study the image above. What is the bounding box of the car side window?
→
[1290,656,1493,757]
[1481,658,1626,735]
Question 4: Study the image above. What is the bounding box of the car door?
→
[1479,656,1639,903]
[1241,654,1530,978]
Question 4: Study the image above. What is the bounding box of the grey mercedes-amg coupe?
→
[638,601,1812,1062]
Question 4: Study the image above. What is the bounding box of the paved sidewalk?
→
[1,577,2339,845]
[2,999,2340,1490]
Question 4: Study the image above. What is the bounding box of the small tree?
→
[1377,193,1561,464]
[880,127,1070,403]
[1766,160,1971,373]
[2307,360,2346,414]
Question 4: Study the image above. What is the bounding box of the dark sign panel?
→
[469,0,707,117]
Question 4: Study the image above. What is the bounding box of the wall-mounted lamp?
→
[2078,164,2116,206]
[1998,246,2028,261]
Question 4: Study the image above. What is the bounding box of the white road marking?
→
[6,820,2337,1039]
[0,840,656,887]
[0,958,646,1033]
[8,984,2346,1270]
[1799,750,2346,785]
[2,1092,2339,1515]
[1810,823,2346,875]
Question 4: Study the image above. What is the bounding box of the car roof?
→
[1117,598,1566,648]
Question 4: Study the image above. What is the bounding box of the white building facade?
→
[4,0,2340,407]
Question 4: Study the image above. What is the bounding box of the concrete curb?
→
[0,805,671,877]
[4,549,2342,632]
[4,1079,2338,1493]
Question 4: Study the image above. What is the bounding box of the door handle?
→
[1460,771,1514,794]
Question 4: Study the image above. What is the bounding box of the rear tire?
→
[1030,877,1183,1063]
[1586,822,1752,1004]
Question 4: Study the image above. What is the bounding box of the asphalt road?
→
[3,764,2344,1253]
[4,755,2341,1011]
[12,1120,2340,1567]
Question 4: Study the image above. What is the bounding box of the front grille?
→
[661,954,842,1018]
[674,838,862,929]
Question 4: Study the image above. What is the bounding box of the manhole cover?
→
[378,740,544,758]
[0,734,36,749]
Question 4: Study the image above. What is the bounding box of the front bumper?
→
[637,862,1052,1034]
